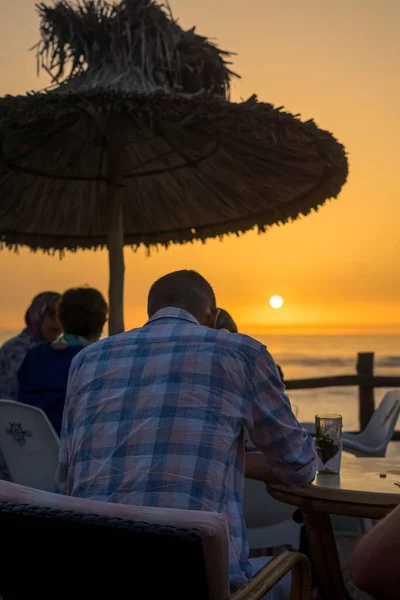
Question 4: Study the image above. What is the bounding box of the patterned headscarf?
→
[24,291,61,338]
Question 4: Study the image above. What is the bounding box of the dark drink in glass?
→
[315,414,342,474]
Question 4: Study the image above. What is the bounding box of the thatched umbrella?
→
[0,0,348,334]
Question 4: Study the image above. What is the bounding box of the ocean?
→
[255,334,400,431]
[1,330,398,432]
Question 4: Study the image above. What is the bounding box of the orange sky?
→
[0,0,399,335]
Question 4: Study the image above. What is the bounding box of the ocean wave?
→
[377,356,400,368]
[276,355,353,368]
[291,387,355,397]
[276,354,400,370]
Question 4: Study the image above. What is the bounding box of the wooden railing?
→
[284,352,400,433]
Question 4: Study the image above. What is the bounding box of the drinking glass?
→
[315,414,342,474]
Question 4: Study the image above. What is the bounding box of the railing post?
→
[357,352,375,431]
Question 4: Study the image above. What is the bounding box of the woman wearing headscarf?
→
[0,291,61,400]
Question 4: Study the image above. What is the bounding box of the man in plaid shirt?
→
[56,270,316,594]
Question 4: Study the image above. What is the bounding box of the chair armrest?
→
[229,551,311,600]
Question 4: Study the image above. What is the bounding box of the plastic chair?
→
[244,478,301,552]
[0,480,312,600]
[0,399,59,491]
[244,428,301,553]
[300,390,400,457]
[342,390,400,456]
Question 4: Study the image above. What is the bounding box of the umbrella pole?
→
[107,195,125,335]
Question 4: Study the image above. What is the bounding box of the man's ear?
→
[205,309,219,329]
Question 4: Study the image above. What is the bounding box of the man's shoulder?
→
[70,326,267,367]
[211,329,266,358]
[69,329,143,365]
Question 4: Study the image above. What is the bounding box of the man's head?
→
[216,309,238,334]
[147,270,218,327]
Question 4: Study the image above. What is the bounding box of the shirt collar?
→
[146,307,200,326]
[53,334,91,348]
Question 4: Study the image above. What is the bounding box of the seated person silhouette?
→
[55,271,316,598]
[17,287,108,435]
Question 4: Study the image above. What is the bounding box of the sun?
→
[269,295,284,309]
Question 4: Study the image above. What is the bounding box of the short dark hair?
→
[147,270,216,323]
[216,309,238,333]
[57,288,108,339]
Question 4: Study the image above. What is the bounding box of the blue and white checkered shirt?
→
[56,308,316,591]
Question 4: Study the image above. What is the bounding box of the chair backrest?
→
[0,480,230,600]
[0,399,59,491]
[244,478,295,528]
[362,390,400,447]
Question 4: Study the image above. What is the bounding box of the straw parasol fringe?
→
[0,0,348,333]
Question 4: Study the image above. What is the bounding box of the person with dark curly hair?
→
[17,287,108,435]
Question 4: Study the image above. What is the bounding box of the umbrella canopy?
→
[0,0,348,334]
